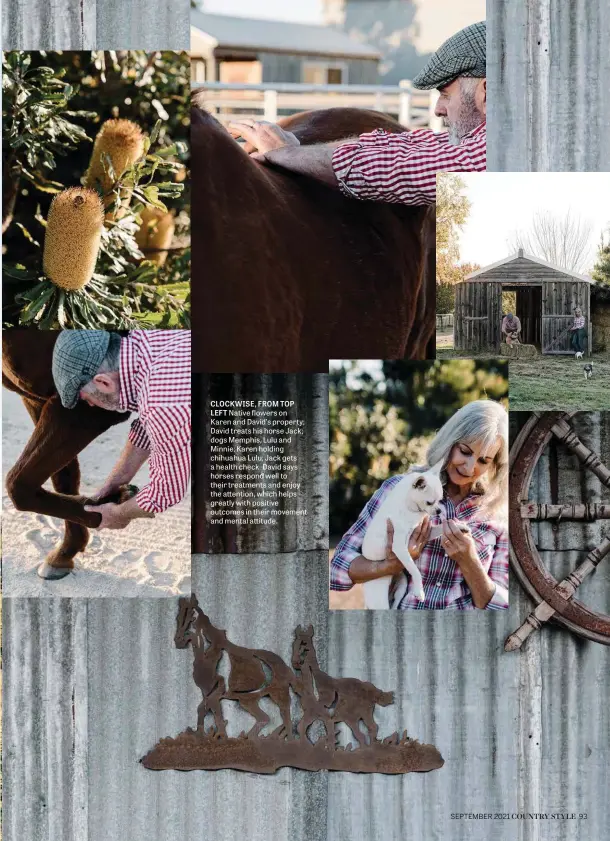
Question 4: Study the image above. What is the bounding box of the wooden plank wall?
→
[455,281,502,353]
[542,279,590,353]
[2,0,189,49]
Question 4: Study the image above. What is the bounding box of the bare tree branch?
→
[507,209,594,273]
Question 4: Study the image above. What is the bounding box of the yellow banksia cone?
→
[84,119,145,201]
[135,206,175,267]
[43,188,104,290]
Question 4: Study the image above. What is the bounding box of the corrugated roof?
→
[191,11,380,59]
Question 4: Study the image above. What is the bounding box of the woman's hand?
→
[440,519,478,566]
[228,120,300,157]
[408,515,431,561]
[382,519,406,576]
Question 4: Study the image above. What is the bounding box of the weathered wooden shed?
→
[190,11,380,85]
[454,249,592,354]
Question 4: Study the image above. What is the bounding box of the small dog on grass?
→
[583,363,593,380]
[575,351,584,360]
[361,463,444,609]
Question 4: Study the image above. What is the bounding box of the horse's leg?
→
[20,398,91,576]
[207,679,227,736]
[5,394,122,577]
[362,708,379,744]
[237,696,270,739]
[196,696,208,730]
[334,700,367,748]
[267,689,292,739]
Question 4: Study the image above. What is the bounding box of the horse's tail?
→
[376,689,395,707]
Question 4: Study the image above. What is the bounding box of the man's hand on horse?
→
[228,119,300,159]
[84,502,131,530]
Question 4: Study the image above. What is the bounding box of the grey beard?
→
[84,386,120,411]
[445,99,483,145]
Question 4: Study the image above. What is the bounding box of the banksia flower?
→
[43,188,104,290]
[84,119,145,202]
[135,206,175,266]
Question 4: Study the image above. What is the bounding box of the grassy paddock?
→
[508,355,610,410]
[435,332,610,410]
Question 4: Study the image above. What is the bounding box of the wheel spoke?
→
[509,412,610,647]
[505,537,610,651]
[521,503,610,521]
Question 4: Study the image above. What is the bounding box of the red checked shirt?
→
[118,330,191,514]
[332,121,486,205]
[330,474,509,610]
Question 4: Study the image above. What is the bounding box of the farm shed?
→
[454,250,592,355]
[190,11,380,85]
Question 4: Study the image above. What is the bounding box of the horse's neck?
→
[193,114,266,201]
[303,646,329,687]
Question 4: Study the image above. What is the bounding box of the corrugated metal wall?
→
[2,553,330,841]
[3,415,608,839]
[488,0,610,171]
[192,374,328,553]
[2,0,189,49]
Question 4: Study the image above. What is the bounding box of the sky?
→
[202,0,323,23]
[201,0,486,47]
[456,173,610,275]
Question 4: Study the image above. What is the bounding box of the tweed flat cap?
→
[52,330,119,409]
[412,21,486,90]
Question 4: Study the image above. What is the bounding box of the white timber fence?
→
[193,81,443,131]
[436,313,454,330]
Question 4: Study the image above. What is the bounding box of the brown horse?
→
[291,624,394,747]
[175,595,299,739]
[2,330,129,578]
[192,103,435,372]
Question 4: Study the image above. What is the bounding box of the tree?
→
[592,230,610,285]
[436,263,480,315]
[436,173,471,286]
[507,209,594,273]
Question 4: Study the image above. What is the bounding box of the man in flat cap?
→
[229,21,486,205]
[52,329,191,532]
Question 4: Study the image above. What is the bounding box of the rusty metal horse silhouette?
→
[141,595,445,774]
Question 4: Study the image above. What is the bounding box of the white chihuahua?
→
[362,462,444,609]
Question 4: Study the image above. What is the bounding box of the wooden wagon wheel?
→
[506,412,610,650]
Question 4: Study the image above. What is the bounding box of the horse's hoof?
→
[37,562,73,580]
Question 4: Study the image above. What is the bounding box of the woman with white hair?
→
[330,400,509,610]
[569,308,587,354]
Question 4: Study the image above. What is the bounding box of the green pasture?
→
[436,329,610,410]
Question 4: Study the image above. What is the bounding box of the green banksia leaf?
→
[43,188,104,290]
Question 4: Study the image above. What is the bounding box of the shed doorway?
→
[503,286,542,348]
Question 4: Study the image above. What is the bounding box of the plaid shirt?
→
[332,121,486,205]
[330,475,509,610]
[572,316,585,329]
[119,330,191,514]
